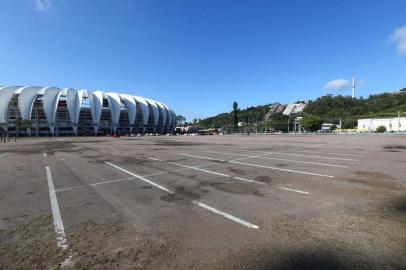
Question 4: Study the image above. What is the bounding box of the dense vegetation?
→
[304,90,406,118]
[199,103,273,131]
[301,115,323,132]
[197,88,406,132]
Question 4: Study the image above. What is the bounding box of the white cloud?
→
[324,79,351,91]
[35,0,52,12]
[390,25,406,55]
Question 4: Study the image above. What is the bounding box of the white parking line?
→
[106,162,172,193]
[179,153,269,163]
[278,187,309,194]
[45,167,68,250]
[206,150,357,162]
[55,164,219,193]
[230,160,334,178]
[55,177,137,192]
[0,152,7,159]
[180,153,226,162]
[105,162,258,229]
[43,152,47,157]
[283,149,363,157]
[191,152,347,168]
[167,161,230,177]
[185,152,334,178]
[154,159,265,185]
[149,157,163,161]
[232,176,266,185]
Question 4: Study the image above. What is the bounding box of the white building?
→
[358,117,406,132]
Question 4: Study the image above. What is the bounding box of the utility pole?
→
[352,75,356,99]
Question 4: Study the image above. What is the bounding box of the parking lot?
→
[0,134,405,269]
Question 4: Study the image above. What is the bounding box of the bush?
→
[302,115,323,132]
[376,125,386,133]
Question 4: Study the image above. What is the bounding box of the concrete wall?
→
[358,117,406,132]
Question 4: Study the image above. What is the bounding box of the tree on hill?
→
[176,115,186,126]
[301,115,323,132]
[233,102,239,132]
[197,88,406,132]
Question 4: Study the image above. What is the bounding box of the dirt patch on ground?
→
[199,181,262,196]
[0,214,66,269]
[160,186,202,202]
[174,186,201,200]
[340,171,397,191]
[255,175,273,183]
[383,145,406,150]
[216,209,406,270]
[276,163,288,167]
[65,220,181,269]
[227,167,247,175]
[390,195,406,213]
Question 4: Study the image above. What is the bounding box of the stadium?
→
[0,86,176,137]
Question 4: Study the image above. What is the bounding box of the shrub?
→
[376,125,386,133]
[301,115,323,132]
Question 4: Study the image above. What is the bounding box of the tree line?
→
[193,88,406,132]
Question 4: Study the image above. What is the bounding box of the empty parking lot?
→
[0,135,405,269]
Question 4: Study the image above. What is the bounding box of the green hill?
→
[199,88,406,132]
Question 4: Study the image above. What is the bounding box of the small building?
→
[321,123,335,133]
[358,117,406,132]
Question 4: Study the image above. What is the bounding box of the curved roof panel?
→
[120,94,137,127]
[0,86,23,123]
[65,88,81,125]
[154,101,167,128]
[133,96,149,128]
[145,98,159,128]
[161,103,172,128]
[18,86,44,120]
[43,87,62,131]
[90,90,103,126]
[106,92,122,131]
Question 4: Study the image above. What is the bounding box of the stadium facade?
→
[0,86,176,137]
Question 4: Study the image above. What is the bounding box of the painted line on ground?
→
[167,161,230,177]
[207,150,358,162]
[283,149,363,157]
[154,158,266,185]
[278,187,309,194]
[55,176,137,192]
[230,160,334,178]
[199,151,347,168]
[55,163,220,192]
[106,162,172,193]
[232,176,266,185]
[43,152,47,157]
[105,162,258,229]
[189,152,334,177]
[45,167,68,250]
[149,157,163,161]
[45,166,72,267]
[180,153,226,162]
[259,151,358,161]
[0,152,7,159]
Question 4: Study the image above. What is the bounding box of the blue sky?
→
[1,0,405,120]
